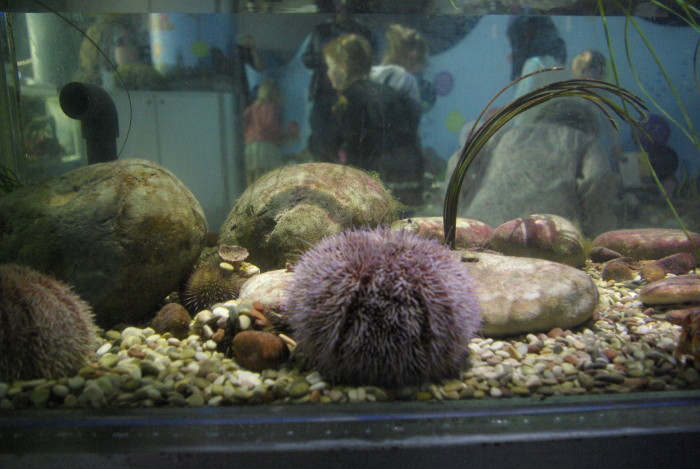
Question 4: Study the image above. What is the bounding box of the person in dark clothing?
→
[322,33,423,203]
[302,3,375,161]
[506,15,567,82]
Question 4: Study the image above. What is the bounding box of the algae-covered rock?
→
[490,214,587,268]
[391,217,493,249]
[220,163,399,271]
[0,158,207,327]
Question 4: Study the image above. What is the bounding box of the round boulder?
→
[0,158,207,327]
[220,163,398,271]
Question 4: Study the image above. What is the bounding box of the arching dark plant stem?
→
[443,71,647,249]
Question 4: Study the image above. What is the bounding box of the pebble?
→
[1,264,698,410]
[238,314,252,330]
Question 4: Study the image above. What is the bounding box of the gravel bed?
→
[1,264,699,410]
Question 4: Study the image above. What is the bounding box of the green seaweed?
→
[677,163,700,200]
[601,0,700,257]
[0,163,22,195]
[442,70,647,249]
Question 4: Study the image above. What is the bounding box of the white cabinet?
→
[111,91,244,230]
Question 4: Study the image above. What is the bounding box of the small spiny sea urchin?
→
[181,257,247,313]
[281,227,482,388]
[0,263,97,381]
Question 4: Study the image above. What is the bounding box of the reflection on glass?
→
[0,3,699,419]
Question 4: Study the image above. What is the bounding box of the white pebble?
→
[96,342,113,356]
[213,375,226,386]
[219,262,235,272]
[309,382,327,392]
[52,384,70,398]
[205,340,218,351]
[121,327,143,339]
[238,315,251,330]
[195,310,213,324]
[236,370,261,390]
[241,264,260,277]
[212,306,229,318]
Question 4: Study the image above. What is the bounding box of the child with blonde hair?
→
[322,34,424,204]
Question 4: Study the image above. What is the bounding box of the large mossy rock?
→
[220,163,399,271]
[0,159,207,327]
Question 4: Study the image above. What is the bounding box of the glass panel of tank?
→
[0,0,698,416]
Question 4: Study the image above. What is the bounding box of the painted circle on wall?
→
[445,111,465,133]
[433,71,454,96]
[191,40,210,58]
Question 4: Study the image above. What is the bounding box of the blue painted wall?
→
[252,15,699,177]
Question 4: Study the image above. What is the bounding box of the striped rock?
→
[390,217,493,249]
[490,214,587,268]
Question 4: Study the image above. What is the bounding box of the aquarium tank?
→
[0,0,699,467]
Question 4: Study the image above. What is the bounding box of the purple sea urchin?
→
[0,264,97,381]
[281,227,482,388]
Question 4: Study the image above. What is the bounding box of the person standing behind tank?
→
[302,1,375,162]
[507,15,568,125]
[243,80,287,186]
[369,23,429,204]
[571,49,623,173]
[370,24,428,107]
[322,34,423,197]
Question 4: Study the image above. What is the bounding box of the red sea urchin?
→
[281,227,482,388]
[0,263,97,381]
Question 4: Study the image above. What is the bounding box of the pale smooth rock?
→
[463,251,599,337]
[239,269,294,311]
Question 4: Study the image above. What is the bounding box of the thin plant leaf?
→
[651,0,700,32]
[622,8,699,147]
[0,163,22,195]
[602,0,700,259]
